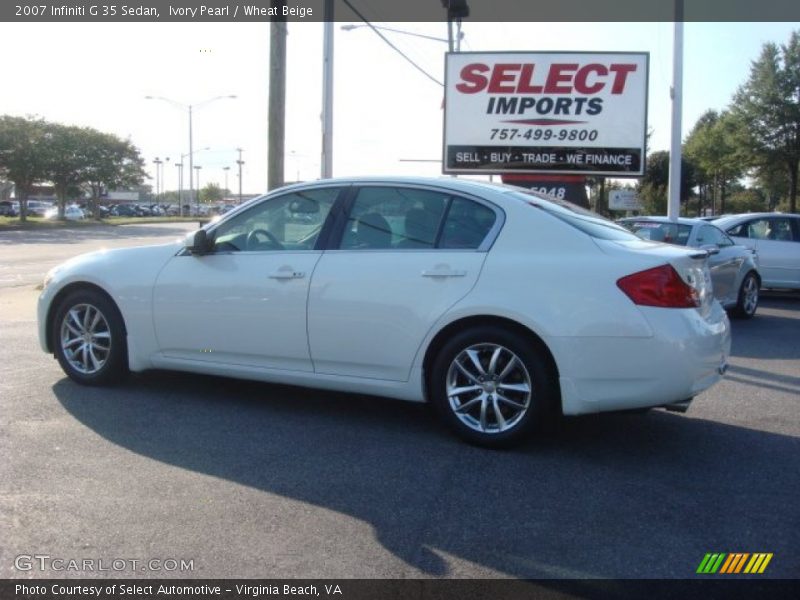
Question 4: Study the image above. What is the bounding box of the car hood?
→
[47,241,184,288]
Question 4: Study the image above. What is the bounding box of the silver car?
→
[712,213,800,290]
[620,217,760,318]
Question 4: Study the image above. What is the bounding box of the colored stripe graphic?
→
[698,552,773,574]
[744,553,773,574]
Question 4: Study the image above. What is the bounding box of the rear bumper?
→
[553,302,731,415]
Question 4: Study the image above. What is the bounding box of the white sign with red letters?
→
[443,51,649,176]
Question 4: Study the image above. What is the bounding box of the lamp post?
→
[177,146,210,216]
[175,162,183,215]
[223,166,230,200]
[236,147,244,204]
[144,94,237,215]
[152,157,162,206]
[194,165,202,216]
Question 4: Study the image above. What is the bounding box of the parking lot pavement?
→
[1,227,798,579]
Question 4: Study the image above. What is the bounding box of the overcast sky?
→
[1,21,798,193]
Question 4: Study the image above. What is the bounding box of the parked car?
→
[0,200,19,217]
[26,200,54,217]
[712,213,800,290]
[109,204,139,217]
[45,205,85,221]
[38,177,731,447]
[619,216,760,318]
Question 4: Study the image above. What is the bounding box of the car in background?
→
[45,205,85,221]
[619,216,760,318]
[109,204,139,217]
[26,200,54,217]
[0,200,19,217]
[38,177,730,447]
[712,213,800,290]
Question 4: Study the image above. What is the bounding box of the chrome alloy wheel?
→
[446,343,532,434]
[59,303,112,375]
[741,275,759,316]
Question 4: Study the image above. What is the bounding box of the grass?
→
[0,215,204,231]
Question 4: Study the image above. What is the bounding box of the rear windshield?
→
[621,221,693,245]
[506,189,641,241]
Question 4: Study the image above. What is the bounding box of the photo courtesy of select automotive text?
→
[2,1,800,598]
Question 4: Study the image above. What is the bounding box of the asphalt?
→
[0,224,798,579]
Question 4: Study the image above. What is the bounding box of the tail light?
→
[617,264,700,308]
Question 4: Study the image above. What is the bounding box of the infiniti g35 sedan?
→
[38,178,731,447]
[619,216,760,319]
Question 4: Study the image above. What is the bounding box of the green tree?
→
[730,30,800,213]
[82,131,146,217]
[0,116,49,221]
[637,150,697,215]
[684,110,745,215]
[199,182,224,204]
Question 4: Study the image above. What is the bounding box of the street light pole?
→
[223,166,230,199]
[236,148,244,204]
[194,165,202,215]
[144,94,237,215]
[175,162,183,213]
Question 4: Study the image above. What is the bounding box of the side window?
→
[746,219,771,240]
[211,188,338,252]
[339,187,448,250]
[440,198,497,249]
[698,225,731,247]
[768,218,795,242]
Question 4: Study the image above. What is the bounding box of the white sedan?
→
[38,178,730,446]
[45,205,85,220]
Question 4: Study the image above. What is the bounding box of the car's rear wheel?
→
[430,327,557,447]
[52,289,128,385]
[733,271,759,319]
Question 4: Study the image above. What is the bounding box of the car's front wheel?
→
[430,327,558,447]
[52,289,128,385]
[733,271,759,319]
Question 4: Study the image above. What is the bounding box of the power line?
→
[340,0,444,87]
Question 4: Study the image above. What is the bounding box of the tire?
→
[430,326,558,448]
[732,271,759,319]
[52,288,128,385]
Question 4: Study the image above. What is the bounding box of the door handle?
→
[269,270,305,279]
[422,268,466,278]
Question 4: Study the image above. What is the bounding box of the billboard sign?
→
[444,51,649,177]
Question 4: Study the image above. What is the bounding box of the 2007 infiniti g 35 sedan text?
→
[38,178,731,446]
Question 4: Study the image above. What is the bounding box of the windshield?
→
[505,188,641,241]
[620,221,693,245]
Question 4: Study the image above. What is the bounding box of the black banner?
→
[3,579,800,600]
[4,0,800,22]
[445,145,642,176]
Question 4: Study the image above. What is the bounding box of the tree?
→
[637,150,697,215]
[199,182,224,204]
[82,131,146,217]
[684,110,745,215]
[0,116,49,222]
[730,31,800,213]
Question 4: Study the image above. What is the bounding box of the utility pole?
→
[442,1,469,53]
[321,0,334,179]
[667,0,684,221]
[268,6,287,191]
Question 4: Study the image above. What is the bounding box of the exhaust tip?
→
[664,398,693,413]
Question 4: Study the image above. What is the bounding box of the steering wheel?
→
[246,228,283,250]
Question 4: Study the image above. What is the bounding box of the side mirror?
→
[185,229,211,255]
[700,244,720,256]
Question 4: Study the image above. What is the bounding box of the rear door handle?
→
[422,268,466,278]
[269,270,305,280]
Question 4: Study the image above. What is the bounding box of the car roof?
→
[620,216,706,226]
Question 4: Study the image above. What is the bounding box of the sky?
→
[1,20,798,194]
